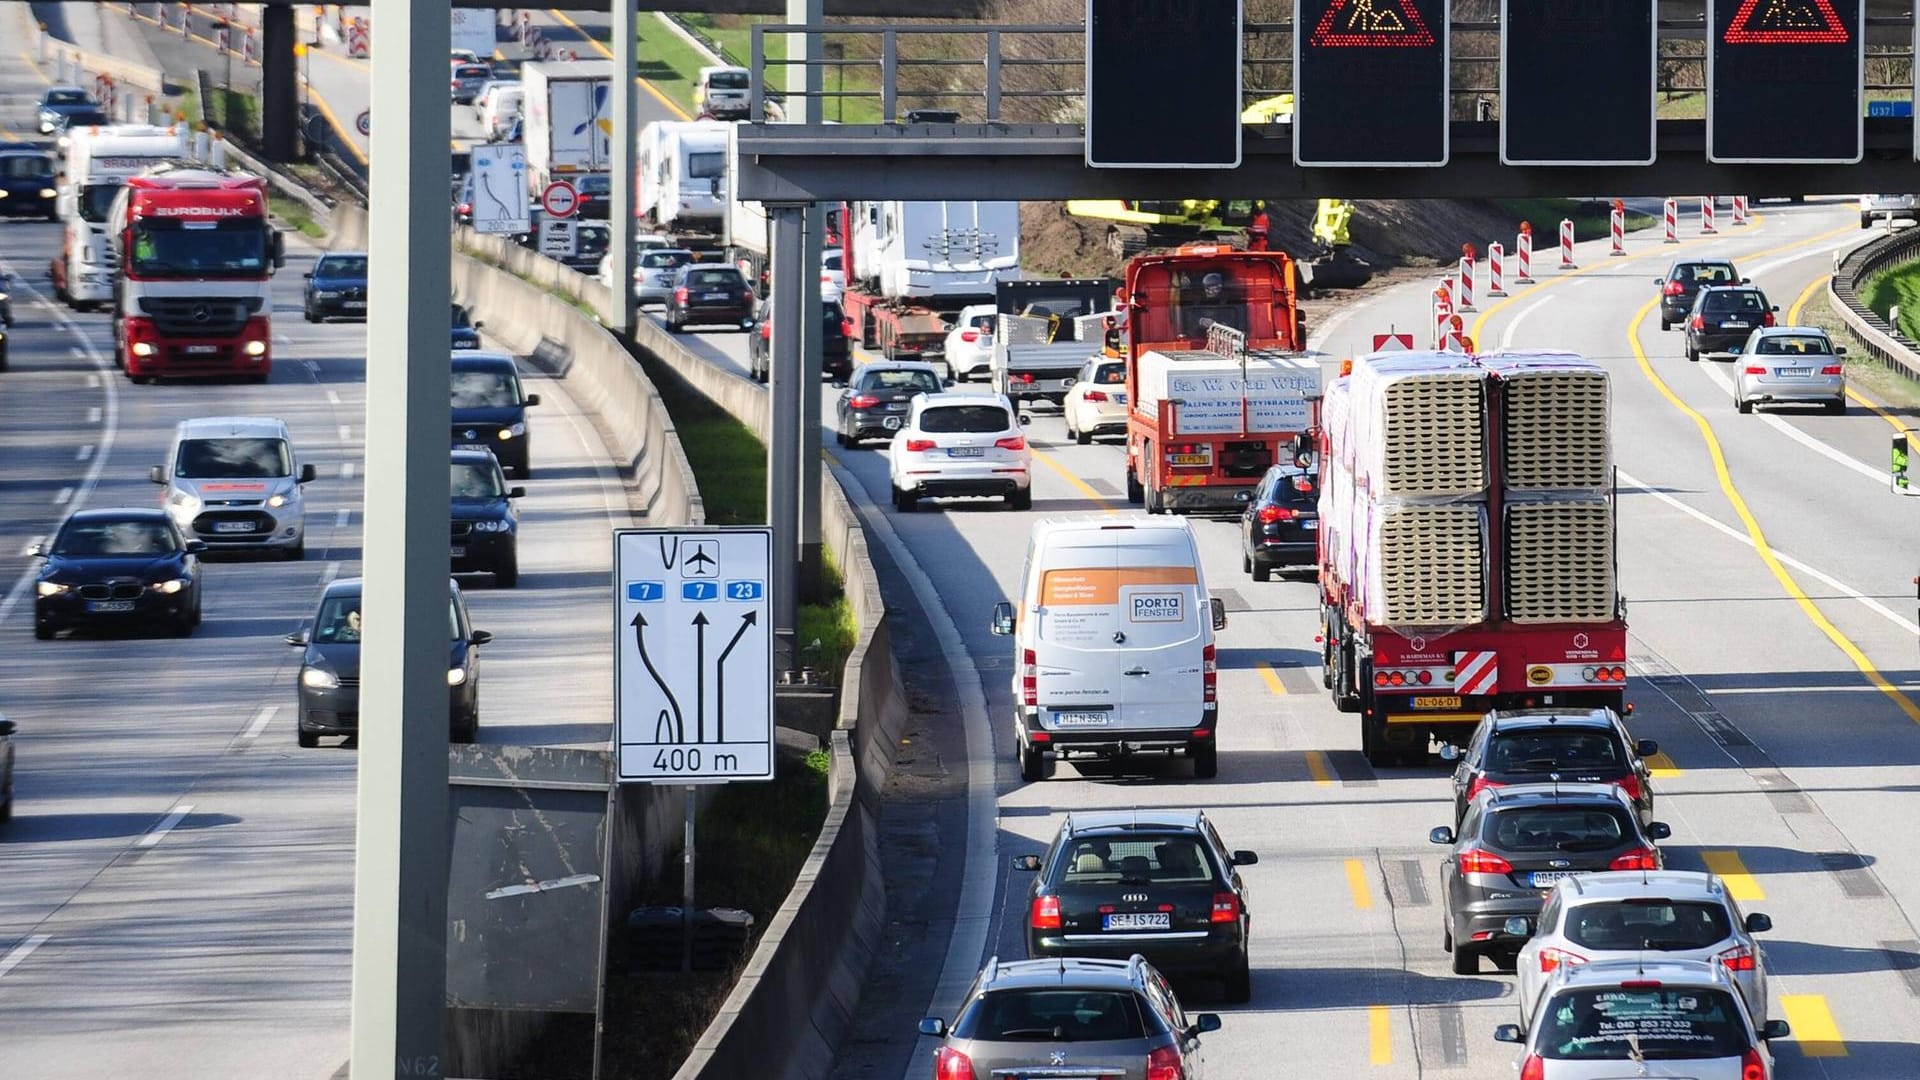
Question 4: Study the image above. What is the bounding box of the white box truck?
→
[52,124,191,310]
[521,60,612,196]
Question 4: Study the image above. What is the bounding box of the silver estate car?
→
[152,417,316,558]
[1733,326,1846,414]
[1509,870,1772,1029]
[1494,957,1789,1079]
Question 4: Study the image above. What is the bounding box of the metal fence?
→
[1830,224,1920,383]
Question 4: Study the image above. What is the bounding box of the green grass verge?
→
[636,14,707,116]
[1855,259,1920,352]
[1494,198,1655,239]
[794,545,856,677]
[1656,92,1705,120]
[268,195,325,240]
[1799,286,1920,412]
[640,355,768,525]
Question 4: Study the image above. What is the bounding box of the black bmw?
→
[33,508,205,639]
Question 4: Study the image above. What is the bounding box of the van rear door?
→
[1105,537,1203,729]
[1032,538,1121,728]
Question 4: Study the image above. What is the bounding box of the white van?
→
[150,416,316,558]
[990,518,1228,781]
[696,65,752,119]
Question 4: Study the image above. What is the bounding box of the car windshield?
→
[919,405,1010,434]
[1487,806,1631,852]
[317,255,368,277]
[175,437,290,479]
[46,89,90,105]
[862,369,941,393]
[1537,987,1748,1060]
[707,70,750,90]
[1754,335,1832,356]
[684,269,740,288]
[642,251,691,269]
[55,519,177,556]
[1061,835,1214,884]
[78,181,122,223]
[313,595,462,644]
[1701,291,1765,314]
[1489,730,1622,772]
[451,370,520,408]
[1678,264,1737,287]
[129,220,268,276]
[451,462,504,498]
[1565,900,1734,952]
[957,990,1148,1043]
[0,155,53,180]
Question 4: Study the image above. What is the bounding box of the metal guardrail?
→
[1829,224,1920,383]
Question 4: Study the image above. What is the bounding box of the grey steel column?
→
[769,205,804,666]
[788,0,825,600]
[259,4,297,161]
[609,0,636,334]
[351,0,452,1075]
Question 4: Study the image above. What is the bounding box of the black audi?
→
[832,361,944,446]
[32,508,205,639]
[450,351,539,477]
[450,449,522,587]
[1240,456,1319,582]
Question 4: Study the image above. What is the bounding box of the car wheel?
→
[285,540,305,561]
[34,622,54,640]
[1451,944,1479,976]
[453,719,477,745]
[304,306,317,323]
[494,554,519,589]
[1736,396,1753,414]
[1008,487,1032,511]
[1242,551,1252,574]
[1225,951,1252,1003]
[835,424,850,447]
[1019,739,1047,782]
[1686,344,1699,362]
[666,316,683,333]
[1862,214,1873,229]
[1191,742,1218,779]
[1074,424,1091,446]
[297,729,319,749]
[1126,467,1143,505]
[1659,317,1671,331]
[892,485,917,513]
[172,613,196,637]
[1252,560,1272,583]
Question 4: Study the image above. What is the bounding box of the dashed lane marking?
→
[1779,994,1847,1057]
[1344,858,1374,910]
[1699,850,1764,901]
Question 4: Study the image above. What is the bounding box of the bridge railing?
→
[1830,224,1920,383]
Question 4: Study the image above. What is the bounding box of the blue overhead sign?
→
[1869,100,1913,118]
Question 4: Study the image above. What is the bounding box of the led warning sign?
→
[1707,0,1861,163]
[1722,0,1849,43]
[1295,0,1448,166]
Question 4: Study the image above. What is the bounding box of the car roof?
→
[1558,869,1727,902]
[1750,325,1828,338]
[317,250,368,261]
[1487,708,1618,733]
[44,85,88,96]
[65,507,171,525]
[1552,956,1736,991]
[1474,781,1633,808]
[915,391,1010,410]
[175,416,292,439]
[1064,808,1206,835]
[1696,284,1760,295]
[450,351,518,369]
[1673,259,1736,269]
[0,148,52,160]
[978,956,1141,992]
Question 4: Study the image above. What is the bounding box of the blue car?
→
[32,508,205,639]
[450,449,522,586]
[451,352,539,477]
[0,149,57,220]
[303,252,369,322]
[452,303,483,350]
[35,86,98,135]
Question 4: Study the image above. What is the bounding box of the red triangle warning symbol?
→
[1723,0,1849,44]
[1310,0,1436,48]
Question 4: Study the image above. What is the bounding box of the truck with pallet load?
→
[837,199,1021,364]
[51,124,191,311]
[1316,349,1628,767]
[109,168,284,382]
[990,277,1120,415]
[1120,245,1317,514]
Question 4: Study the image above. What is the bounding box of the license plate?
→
[343,301,366,310]
[700,292,728,301]
[1115,393,1128,404]
[885,402,907,411]
[450,545,466,558]
[1302,519,1319,530]
[882,416,902,430]
[212,521,256,533]
[949,447,984,458]
[1103,912,1171,931]
[1412,696,1462,709]
[185,345,219,355]
[456,443,488,451]
[1530,871,1573,888]
[86,600,135,613]
[1776,367,1811,378]
[1053,711,1109,726]
[1170,453,1210,466]
[1722,320,1748,329]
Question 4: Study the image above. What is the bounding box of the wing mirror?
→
[1231,850,1258,866]
[1191,1013,1223,1035]
[1835,346,1848,356]
[1210,596,1228,631]
[1492,1024,1524,1044]
[1501,916,1535,939]
[831,380,848,389]
[302,271,313,279]
[1429,826,1455,845]
[917,1018,946,1037]
[508,486,526,499]
[1645,821,1672,841]
[26,543,45,558]
[0,718,14,738]
[1635,739,1659,757]
[1011,854,1041,871]
[184,540,207,554]
[1437,744,1462,763]
[990,601,1014,636]
[1744,912,1773,933]
[299,463,318,483]
[148,465,166,484]
[473,320,484,331]
[1761,1020,1791,1041]
[285,629,310,647]
[1652,277,1665,286]
[469,630,494,646]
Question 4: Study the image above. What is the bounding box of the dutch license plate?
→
[212,521,255,533]
[450,545,466,558]
[456,443,488,451]
[949,447,984,458]
[882,416,902,430]
[86,600,135,613]
[1530,871,1572,888]
[1777,367,1811,378]
[185,345,219,355]
[1170,453,1210,466]
[1053,712,1109,726]
[1412,696,1462,710]
[1103,912,1170,931]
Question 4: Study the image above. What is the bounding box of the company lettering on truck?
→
[1039,567,1198,646]
[145,206,251,217]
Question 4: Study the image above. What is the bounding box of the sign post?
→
[1295,0,1448,166]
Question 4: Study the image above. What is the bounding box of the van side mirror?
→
[1761,1020,1790,1041]
[299,463,318,483]
[523,394,541,407]
[1492,1024,1524,1044]
[1011,854,1041,871]
[1210,596,1227,631]
[990,601,1014,636]
[149,465,166,484]
[1635,739,1658,757]
[1744,912,1772,933]
[1646,821,1672,841]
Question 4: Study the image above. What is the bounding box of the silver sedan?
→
[1733,326,1846,414]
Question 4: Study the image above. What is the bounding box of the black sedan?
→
[665,265,755,332]
[833,362,944,446]
[1441,707,1657,828]
[0,149,58,220]
[286,577,489,747]
[1656,259,1742,330]
[450,449,523,586]
[1241,456,1319,582]
[1016,809,1257,1002]
[1431,783,1670,975]
[1684,285,1775,361]
[33,508,205,639]
[451,303,483,350]
[750,294,851,382]
[36,85,98,134]
[303,251,369,322]
[451,351,540,476]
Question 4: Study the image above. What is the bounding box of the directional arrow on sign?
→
[631,611,683,742]
[715,611,758,743]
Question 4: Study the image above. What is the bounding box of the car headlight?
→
[266,493,290,509]
[316,289,341,299]
[243,340,268,357]
[131,342,156,357]
[148,578,188,595]
[469,519,514,533]
[498,422,526,440]
[167,490,200,512]
[39,188,55,199]
[35,581,70,597]
[0,190,9,199]
[447,667,468,686]
[301,667,340,689]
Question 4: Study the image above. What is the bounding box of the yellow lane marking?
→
[1643,751,1682,778]
[1368,1005,1392,1065]
[304,86,369,167]
[1304,749,1333,787]
[1699,850,1765,901]
[1780,994,1848,1057]
[546,9,692,121]
[1785,272,1828,324]
[1344,858,1373,910]
[1256,659,1287,696]
[1028,447,1117,515]
[1630,285,1920,727]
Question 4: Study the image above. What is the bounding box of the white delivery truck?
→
[521,60,612,197]
[637,119,730,243]
[51,124,190,310]
[988,518,1230,781]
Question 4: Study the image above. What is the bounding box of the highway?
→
[0,30,629,1076]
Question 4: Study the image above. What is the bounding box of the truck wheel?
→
[1019,739,1048,783]
[1125,467,1143,504]
[1191,742,1218,779]
[1361,714,1395,768]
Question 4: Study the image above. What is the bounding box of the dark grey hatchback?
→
[1240,455,1319,582]
[1432,783,1669,975]
[832,361,944,446]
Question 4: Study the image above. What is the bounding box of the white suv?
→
[888,393,1032,512]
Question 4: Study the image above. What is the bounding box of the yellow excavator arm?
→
[1313,198,1353,251]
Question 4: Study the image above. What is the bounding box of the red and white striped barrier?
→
[347,19,368,58]
[1432,282,1453,349]
[1663,198,1678,243]
[1455,650,1499,695]
[1559,218,1577,269]
[1700,196,1717,235]
[215,22,229,51]
[1732,195,1750,226]
[1515,223,1534,283]
[1456,248,1476,311]
[1442,315,1472,354]
[1610,207,1626,256]
[1487,241,1507,297]
[243,27,256,64]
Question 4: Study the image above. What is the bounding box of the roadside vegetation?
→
[267,195,324,239]
[1803,282,1920,412]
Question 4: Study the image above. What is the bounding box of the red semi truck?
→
[110,169,284,383]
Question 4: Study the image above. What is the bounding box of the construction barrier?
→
[1663,198,1678,243]
[1559,219,1577,269]
[215,22,229,51]
[1732,195,1750,226]
[1487,241,1507,297]
[1431,283,1453,349]
[1610,205,1627,257]
[1515,222,1534,283]
[1700,196,1717,235]
[1456,246,1475,311]
[1442,315,1472,353]
[347,18,368,58]
[243,27,256,64]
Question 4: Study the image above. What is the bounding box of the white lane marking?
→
[86,406,101,423]
[1620,468,1918,637]
[242,705,277,740]
[275,335,292,345]
[340,462,354,480]
[0,934,50,980]
[1746,233,1861,279]
[335,508,350,527]
[326,390,341,405]
[53,487,72,506]
[1691,362,1883,483]
[135,805,195,849]
[76,445,93,462]
[1498,286,1577,350]
[529,363,633,532]
[338,424,351,442]
[1307,303,1360,358]
[322,560,341,584]
[84,374,100,389]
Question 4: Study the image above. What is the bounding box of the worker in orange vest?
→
[1246,201,1271,252]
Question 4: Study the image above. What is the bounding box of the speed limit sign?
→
[540,180,579,219]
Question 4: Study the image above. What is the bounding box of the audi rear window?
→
[1485,806,1630,853]
[918,405,1010,433]
[1564,900,1734,952]
[1537,986,1748,1059]
[862,369,941,392]
[1060,836,1214,884]
[955,990,1149,1042]
[1488,730,1622,772]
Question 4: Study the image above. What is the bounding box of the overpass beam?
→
[790,0,825,602]
[260,5,298,162]
[769,205,805,669]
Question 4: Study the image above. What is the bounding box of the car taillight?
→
[1762,311,1776,327]
[1017,372,1034,383]
[1538,947,1587,974]
[905,439,935,452]
[1465,776,1504,801]
[1202,643,1216,703]
[960,329,979,343]
[1610,847,1659,871]
[456,202,471,215]
[1519,1054,1545,1080]
[1146,1045,1183,1080]
[1083,389,1108,402]
[1741,1047,1766,1080]
[1664,280,1685,295]
[1209,890,1239,923]
[1820,364,1843,375]
[934,1046,975,1080]
[1029,894,1061,930]
[1691,314,1705,330]
[841,317,855,336]
[848,394,880,409]
[995,435,1026,451]
[1457,849,1514,875]
[1718,944,1757,972]
[1744,365,1767,375]
[674,286,688,303]
[1257,505,1295,524]
[1021,648,1037,706]
[1615,773,1643,802]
